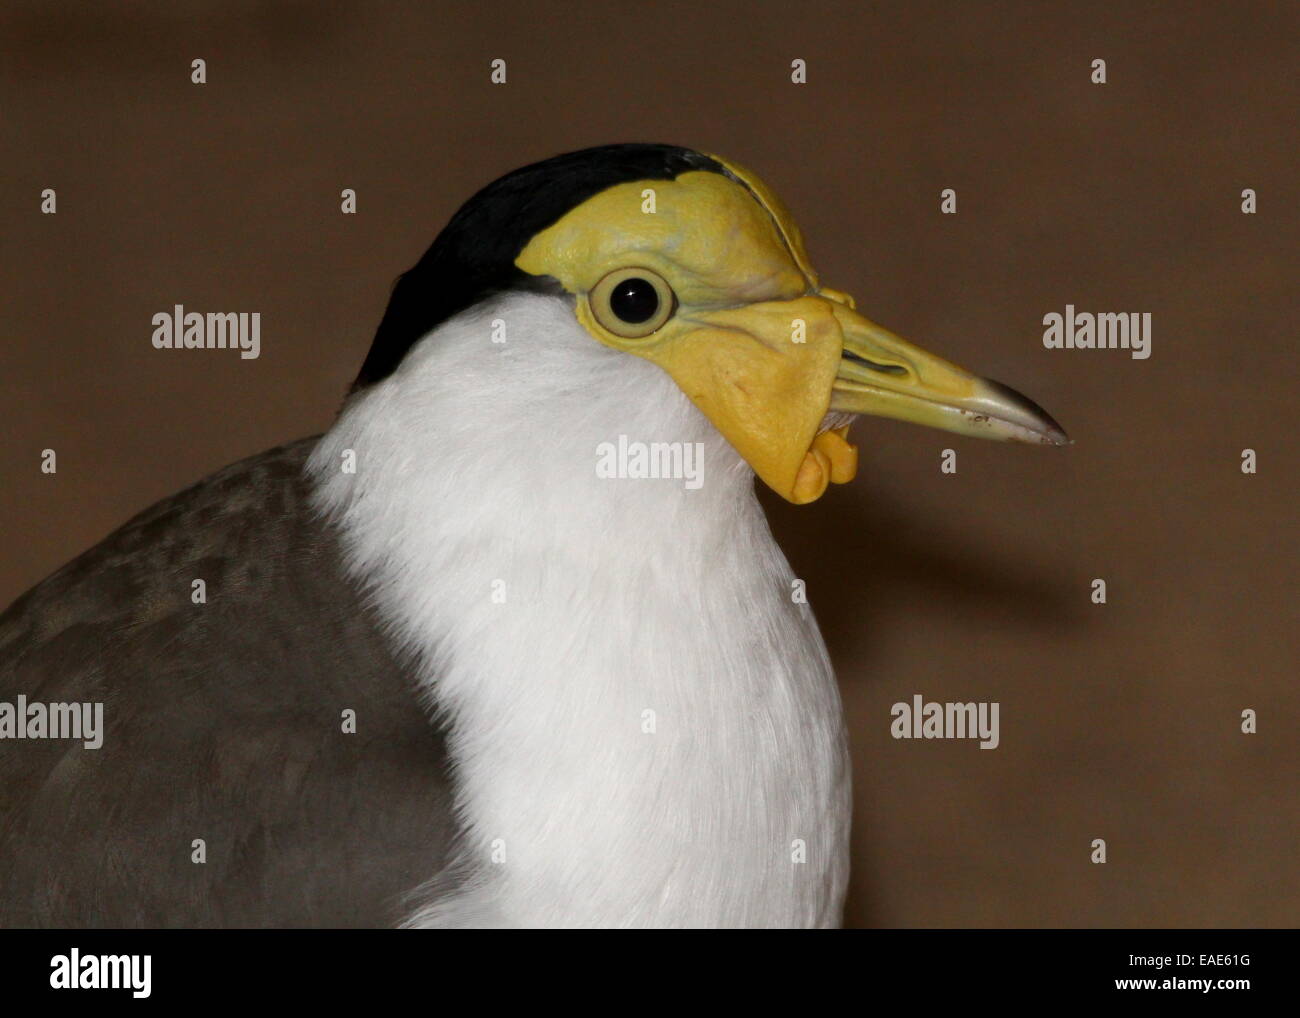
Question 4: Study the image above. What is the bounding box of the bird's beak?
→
[657,291,1069,504]
[825,294,1070,449]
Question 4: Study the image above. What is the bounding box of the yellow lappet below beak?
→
[515,159,1068,505]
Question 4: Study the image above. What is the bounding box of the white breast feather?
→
[308,293,851,928]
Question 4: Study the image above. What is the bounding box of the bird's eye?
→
[589,268,676,338]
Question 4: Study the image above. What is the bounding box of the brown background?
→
[2,1,1295,926]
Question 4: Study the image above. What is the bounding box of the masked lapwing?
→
[0,144,1067,928]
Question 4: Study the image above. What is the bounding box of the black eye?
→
[589,268,676,338]
[609,277,660,324]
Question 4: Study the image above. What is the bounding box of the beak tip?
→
[1042,423,1072,447]
[981,379,1071,448]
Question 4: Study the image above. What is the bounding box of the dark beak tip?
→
[985,378,1070,448]
[1040,419,1072,447]
[1044,417,1072,446]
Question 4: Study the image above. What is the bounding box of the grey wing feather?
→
[0,437,457,927]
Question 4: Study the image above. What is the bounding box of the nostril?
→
[843,349,907,375]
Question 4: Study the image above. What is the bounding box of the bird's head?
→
[357,144,1068,503]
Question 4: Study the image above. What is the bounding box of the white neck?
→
[309,294,850,928]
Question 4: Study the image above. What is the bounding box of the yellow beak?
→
[640,291,1068,505]
[827,300,1070,448]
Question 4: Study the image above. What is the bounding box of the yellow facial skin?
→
[516,159,1067,504]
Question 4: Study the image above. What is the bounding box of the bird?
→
[0,143,1067,929]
